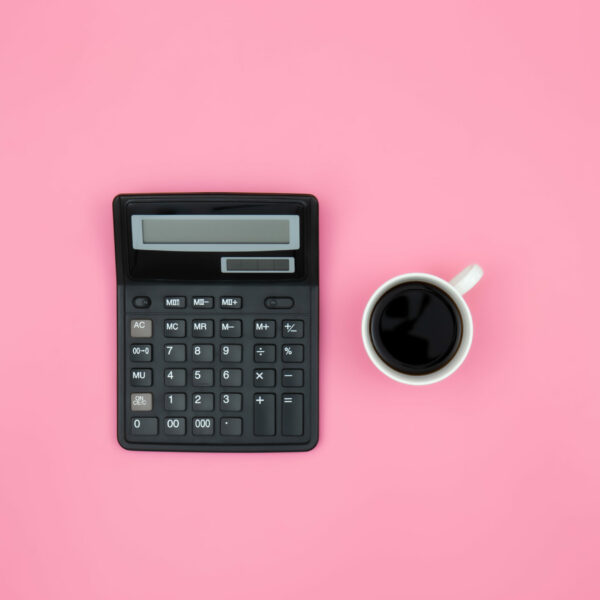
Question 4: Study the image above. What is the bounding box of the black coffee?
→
[370,282,462,375]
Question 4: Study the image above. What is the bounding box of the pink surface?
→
[1,1,599,598]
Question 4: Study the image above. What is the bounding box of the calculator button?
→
[192,369,214,387]
[164,296,186,308]
[192,344,214,362]
[131,368,152,386]
[282,320,304,338]
[220,296,242,309]
[220,393,242,411]
[220,320,242,337]
[192,296,214,309]
[165,393,186,411]
[254,369,275,387]
[130,393,152,411]
[254,394,275,436]
[132,296,151,309]
[282,395,303,436]
[165,368,186,386]
[254,320,276,338]
[130,344,152,362]
[130,319,152,338]
[192,320,214,338]
[164,344,186,362]
[221,368,242,387]
[282,344,303,362]
[221,418,242,436]
[282,369,303,387]
[164,319,186,337]
[192,393,214,411]
[193,417,214,435]
[131,417,158,435]
[265,297,294,309]
[220,344,242,362]
[254,345,276,362]
[164,417,186,435]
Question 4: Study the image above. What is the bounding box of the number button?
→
[193,417,214,436]
[130,393,152,412]
[192,393,214,411]
[131,417,158,435]
[221,368,242,387]
[192,320,214,338]
[282,369,303,387]
[164,344,186,362]
[220,320,242,337]
[164,368,186,386]
[220,418,242,436]
[282,320,303,338]
[192,344,214,362]
[254,369,275,387]
[254,345,276,362]
[254,320,276,338]
[192,369,214,387]
[130,319,152,338]
[220,344,242,362]
[130,369,152,386]
[164,319,186,337]
[130,344,152,362]
[220,393,242,411]
[165,393,186,411]
[282,344,303,362]
[165,417,186,435]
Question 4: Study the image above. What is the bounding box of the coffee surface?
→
[370,282,462,375]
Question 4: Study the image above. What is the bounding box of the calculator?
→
[113,193,319,452]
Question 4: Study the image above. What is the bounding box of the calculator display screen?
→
[131,214,300,252]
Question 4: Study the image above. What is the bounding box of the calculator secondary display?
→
[131,214,300,252]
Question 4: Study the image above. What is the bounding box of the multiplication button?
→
[254,369,275,387]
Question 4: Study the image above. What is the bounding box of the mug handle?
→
[450,264,484,295]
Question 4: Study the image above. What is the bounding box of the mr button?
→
[130,319,152,338]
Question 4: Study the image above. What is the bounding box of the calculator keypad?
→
[124,288,312,448]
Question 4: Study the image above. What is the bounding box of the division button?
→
[265,297,294,309]
[130,368,152,386]
[282,394,303,436]
[254,344,276,362]
[132,296,151,309]
[131,417,158,435]
[130,393,152,412]
[130,319,152,338]
[164,296,186,308]
[254,394,275,436]
[192,296,214,309]
[221,418,243,436]
[220,296,242,309]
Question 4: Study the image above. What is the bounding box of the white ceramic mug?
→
[362,264,483,385]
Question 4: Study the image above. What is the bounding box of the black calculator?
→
[113,193,319,452]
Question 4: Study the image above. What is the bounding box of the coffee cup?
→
[362,265,483,385]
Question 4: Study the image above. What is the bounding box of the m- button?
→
[130,319,152,338]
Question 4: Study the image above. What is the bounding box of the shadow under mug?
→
[362,264,483,385]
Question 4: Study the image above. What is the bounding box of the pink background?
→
[1,1,599,598]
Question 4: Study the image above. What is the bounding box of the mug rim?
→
[362,273,474,385]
